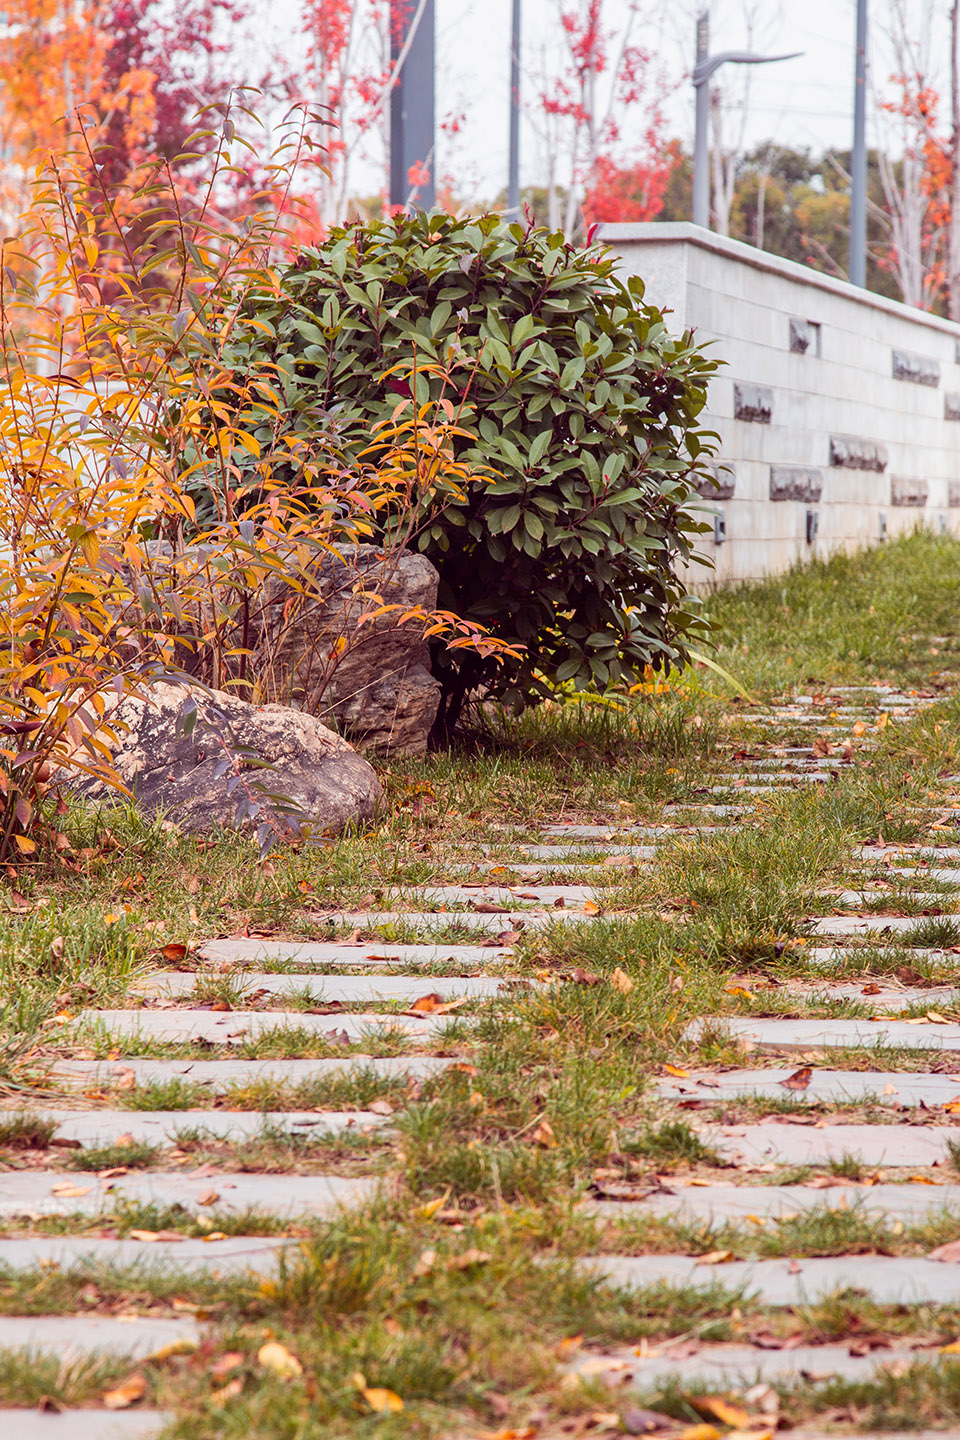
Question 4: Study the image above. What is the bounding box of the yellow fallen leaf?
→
[418,1194,449,1220]
[210,1378,244,1405]
[941,1340,960,1353]
[103,1374,147,1410]
[610,966,634,994]
[726,1431,774,1440]
[695,1250,735,1266]
[695,1398,750,1428]
[146,1338,198,1363]
[677,1426,721,1440]
[202,1231,228,1242]
[362,1386,404,1414]
[257,1341,303,1378]
[725,985,754,1000]
[582,900,600,915]
[664,1064,689,1078]
[927,1010,949,1023]
[50,1183,91,1198]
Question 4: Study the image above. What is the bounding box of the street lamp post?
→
[506,0,522,220]
[849,0,868,287]
[692,9,801,230]
[389,0,436,210]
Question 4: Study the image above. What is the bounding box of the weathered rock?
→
[259,546,442,756]
[67,682,381,834]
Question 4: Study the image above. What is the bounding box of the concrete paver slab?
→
[0,1109,391,1147]
[812,915,959,936]
[0,1414,169,1439]
[0,1170,378,1218]
[0,1313,199,1357]
[73,1009,460,1044]
[582,1253,960,1304]
[588,1182,960,1223]
[0,1235,292,1274]
[688,1015,960,1051]
[199,940,511,967]
[568,1341,927,1388]
[52,1056,455,1088]
[509,844,657,860]
[656,1067,960,1106]
[705,1121,957,1167]
[140,972,512,1003]
[392,883,600,906]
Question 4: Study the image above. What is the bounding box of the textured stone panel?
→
[694,463,736,499]
[789,317,819,354]
[944,392,960,420]
[892,348,941,385]
[891,475,929,507]
[769,466,823,502]
[733,382,773,423]
[949,481,960,508]
[829,435,889,471]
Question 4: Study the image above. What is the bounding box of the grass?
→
[3,534,960,1432]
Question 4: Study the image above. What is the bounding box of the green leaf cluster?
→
[236,211,721,719]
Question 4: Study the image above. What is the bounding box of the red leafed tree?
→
[536,0,676,238]
[301,0,393,226]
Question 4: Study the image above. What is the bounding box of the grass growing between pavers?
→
[8,535,960,1432]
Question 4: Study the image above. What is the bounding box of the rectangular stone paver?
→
[0,1171,377,1218]
[74,1009,461,1044]
[394,883,600,906]
[0,1415,169,1439]
[0,1109,391,1147]
[52,1055,455,1088]
[569,1341,923,1388]
[200,940,511,967]
[705,1121,955,1167]
[540,825,715,839]
[140,972,513,1003]
[812,915,960,936]
[589,1182,960,1223]
[0,1313,199,1357]
[656,1068,960,1107]
[509,844,657,860]
[0,1235,291,1274]
[691,1016,960,1051]
[583,1254,960,1304]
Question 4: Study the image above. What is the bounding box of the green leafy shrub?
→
[236,212,720,729]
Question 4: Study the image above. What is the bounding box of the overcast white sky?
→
[411,0,946,205]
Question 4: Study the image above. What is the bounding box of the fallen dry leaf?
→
[369,1099,394,1115]
[929,1240,960,1262]
[103,1374,147,1410]
[779,1065,813,1091]
[50,1182,91,1198]
[664,1063,689,1078]
[447,1247,491,1271]
[257,1342,303,1378]
[209,1352,244,1380]
[582,899,601,915]
[360,1384,404,1414]
[725,985,754,1000]
[530,1119,557,1148]
[694,1250,734,1266]
[196,1189,219,1207]
[405,993,468,1015]
[210,1378,244,1405]
[692,1398,750,1429]
[161,943,188,963]
[610,966,635,994]
[411,1248,436,1279]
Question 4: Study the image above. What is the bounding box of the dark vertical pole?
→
[692,10,710,228]
[506,0,521,219]
[390,0,436,210]
[849,0,868,286]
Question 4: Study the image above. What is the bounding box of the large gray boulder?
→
[261,546,442,757]
[67,683,381,835]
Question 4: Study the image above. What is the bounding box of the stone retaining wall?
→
[599,221,960,582]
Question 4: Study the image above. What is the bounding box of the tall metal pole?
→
[389,0,436,210]
[693,10,711,228]
[849,0,868,287]
[506,0,522,219]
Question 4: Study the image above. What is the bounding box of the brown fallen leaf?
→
[405,993,469,1015]
[929,1239,960,1262]
[621,1407,676,1435]
[571,968,603,985]
[780,1065,813,1091]
[257,1341,303,1378]
[812,737,833,757]
[103,1374,147,1410]
[695,1250,734,1266]
[209,1352,244,1380]
[128,1229,186,1243]
[861,983,882,996]
[369,1100,394,1116]
[610,966,635,995]
[161,942,188,963]
[196,1189,220,1207]
[50,1182,91,1198]
[411,1248,436,1279]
